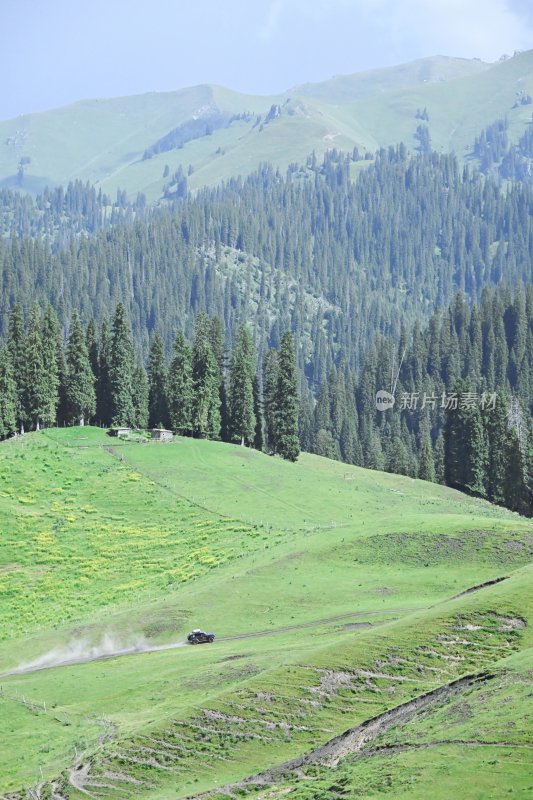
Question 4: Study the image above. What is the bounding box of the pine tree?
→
[7,305,26,433]
[0,347,17,439]
[65,311,96,425]
[56,339,69,426]
[314,428,338,459]
[484,393,509,505]
[444,381,487,495]
[503,427,530,513]
[362,422,385,471]
[167,331,194,433]
[419,430,436,482]
[210,318,230,442]
[41,305,61,427]
[23,305,47,431]
[148,332,169,428]
[275,332,300,461]
[229,325,256,445]
[191,314,220,438]
[252,375,264,451]
[97,319,112,425]
[109,304,136,427]
[263,349,279,453]
[132,364,149,429]
[503,396,531,514]
[387,437,409,475]
[86,319,99,384]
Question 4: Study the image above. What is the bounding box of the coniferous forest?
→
[1,143,533,513]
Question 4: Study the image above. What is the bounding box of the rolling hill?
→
[0,428,531,798]
[2,50,533,200]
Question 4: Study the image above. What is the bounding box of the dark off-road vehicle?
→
[187,629,215,644]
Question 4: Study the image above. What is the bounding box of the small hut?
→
[108,427,131,437]
[149,428,173,442]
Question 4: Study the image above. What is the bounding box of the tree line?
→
[301,284,532,515]
[3,146,533,388]
[0,303,300,461]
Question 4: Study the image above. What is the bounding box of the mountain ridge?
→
[2,50,533,199]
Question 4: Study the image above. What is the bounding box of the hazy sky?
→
[2,0,533,120]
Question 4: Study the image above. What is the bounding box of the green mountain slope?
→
[2,51,533,200]
[0,428,531,798]
[292,54,493,102]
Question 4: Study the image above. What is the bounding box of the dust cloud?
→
[15,632,152,673]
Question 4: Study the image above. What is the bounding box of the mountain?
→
[2,51,533,200]
[1,428,531,798]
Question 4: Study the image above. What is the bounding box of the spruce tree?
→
[86,319,99,384]
[419,431,436,482]
[252,375,264,451]
[109,304,136,427]
[229,325,256,445]
[41,305,61,427]
[444,381,487,495]
[503,396,531,514]
[65,311,96,425]
[314,428,339,459]
[148,332,169,428]
[263,349,279,453]
[484,393,509,505]
[275,332,300,461]
[97,319,112,426]
[210,317,230,442]
[434,431,445,484]
[132,364,149,429]
[167,331,194,434]
[191,314,220,438]
[7,305,26,433]
[387,437,409,475]
[503,427,530,513]
[23,305,47,431]
[0,347,17,439]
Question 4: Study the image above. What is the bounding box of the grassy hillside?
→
[2,51,533,200]
[0,428,531,798]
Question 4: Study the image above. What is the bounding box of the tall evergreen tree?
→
[484,393,509,505]
[0,346,17,439]
[434,431,445,484]
[252,374,264,451]
[86,319,99,383]
[263,349,279,453]
[444,381,487,495]
[109,303,136,427]
[419,430,436,482]
[191,314,220,438]
[275,332,300,461]
[167,331,194,433]
[41,305,61,427]
[65,311,96,425]
[7,305,26,433]
[229,325,256,445]
[97,319,112,425]
[132,364,149,429]
[23,305,47,431]
[147,332,169,429]
[210,317,230,442]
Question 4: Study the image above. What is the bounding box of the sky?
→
[2,0,533,121]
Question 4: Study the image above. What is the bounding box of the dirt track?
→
[3,606,418,678]
[2,575,509,678]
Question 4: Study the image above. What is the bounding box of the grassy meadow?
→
[0,427,531,798]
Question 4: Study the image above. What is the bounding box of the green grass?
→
[0,427,531,798]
